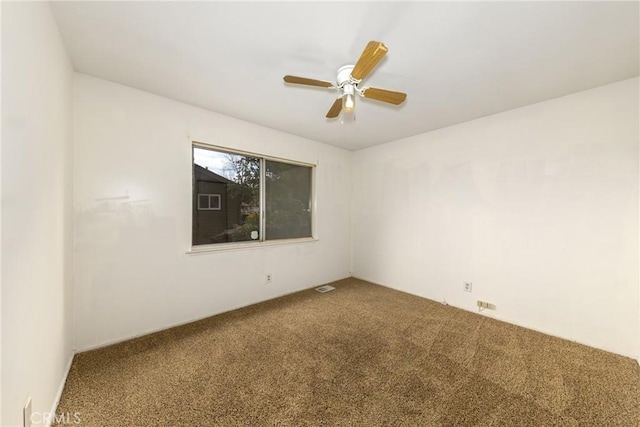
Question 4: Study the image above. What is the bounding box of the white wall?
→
[0,2,3,419]
[353,78,639,359]
[1,2,74,426]
[73,74,352,351]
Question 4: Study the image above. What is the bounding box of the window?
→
[265,160,312,240]
[192,144,314,246]
[197,194,221,210]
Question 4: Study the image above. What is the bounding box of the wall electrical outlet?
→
[265,274,272,284]
[24,397,32,427]
[463,282,472,292]
[477,300,496,310]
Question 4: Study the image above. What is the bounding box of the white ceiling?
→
[51,1,639,151]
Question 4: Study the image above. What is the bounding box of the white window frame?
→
[197,193,221,211]
[189,141,317,254]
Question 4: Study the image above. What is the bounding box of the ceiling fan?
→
[283,41,407,119]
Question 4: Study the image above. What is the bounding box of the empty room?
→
[2,1,639,426]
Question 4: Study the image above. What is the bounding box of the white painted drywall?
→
[1,2,74,426]
[352,78,639,359]
[72,74,352,351]
[0,2,3,420]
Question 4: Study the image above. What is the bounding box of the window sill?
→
[186,237,318,255]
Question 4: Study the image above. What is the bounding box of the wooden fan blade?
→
[283,75,333,88]
[326,98,343,118]
[351,41,388,81]
[362,87,407,105]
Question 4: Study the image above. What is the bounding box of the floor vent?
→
[315,285,336,293]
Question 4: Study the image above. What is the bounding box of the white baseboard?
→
[352,276,637,361]
[76,276,352,353]
[45,353,74,427]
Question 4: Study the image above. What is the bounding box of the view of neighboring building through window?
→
[192,145,313,246]
[198,194,221,210]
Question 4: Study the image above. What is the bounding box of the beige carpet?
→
[55,278,640,426]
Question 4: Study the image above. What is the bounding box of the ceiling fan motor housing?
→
[336,65,356,87]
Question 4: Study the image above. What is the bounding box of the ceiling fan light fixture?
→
[343,93,355,111]
[342,84,355,112]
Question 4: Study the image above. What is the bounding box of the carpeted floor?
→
[55,278,640,426]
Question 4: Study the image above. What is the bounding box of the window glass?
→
[193,148,260,245]
[210,195,221,210]
[265,160,312,240]
[198,194,209,210]
[193,145,313,246]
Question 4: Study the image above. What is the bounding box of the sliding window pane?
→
[265,160,312,240]
[193,147,260,245]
